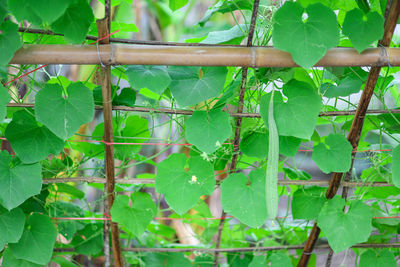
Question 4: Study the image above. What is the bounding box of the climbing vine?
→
[0,0,400,266]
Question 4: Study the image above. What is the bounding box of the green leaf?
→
[185,110,232,154]
[249,255,266,267]
[269,252,292,267]
[199,0,253,26]
[240,132,269,158]
[317,196,372,253]
[2,249,43,267]
[113,87,136,107]
[359,249,397,267]
[0,207,25,248]
[391,144,400,188]
[169,0,188,11]
[111,192,156,236]
[7,0,42,24]
[168,66,227,107]
[221,170,267,228]
[52,256,78,267]
[240,131,301,158]
[156,154,215,215]
[5,109,65,164]
[51,0,94,43]
[292,187,326,220]
[272,2,339,68]
[48,202,84,239]
[260,80,322,139]
[143,253,192,267]
[9,213,57,265]
[91,115,150,160]
[35,82,94,140]
[321,75,363,98]
[0,84,10,122]
[71,223,103,255]
[31,0,75,24]
[201,24,246,45]
[312,134,353,174]
[0,0,8,21]
[343,9,384,53]
[126,65,171,94]
[0,20,22,66]
[0,151,42,210]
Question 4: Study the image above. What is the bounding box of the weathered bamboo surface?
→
[10,44,400,67]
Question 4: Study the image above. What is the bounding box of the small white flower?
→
[190,175,198,184]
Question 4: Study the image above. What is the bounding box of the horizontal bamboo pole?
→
[43,177,392,187]
[53,242,400,253]
[6,103,400,117]
[10,44,400,67]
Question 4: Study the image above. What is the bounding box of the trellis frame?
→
[3,0,400,266]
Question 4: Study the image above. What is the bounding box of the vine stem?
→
[298,1,400,266]
[213,1,260,266]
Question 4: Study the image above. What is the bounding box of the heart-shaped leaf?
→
[0,84,10,122]
[70,224,103,255]
[0,207,25,248]
[391,144,400,188]
[260,80,322,139]
[51,0,94,43]
[185,110,232,154]
[156,154,215,215]
[359,249,397,267]
[312,134,353,174]
[0,151,42,210]
[91,115,150,160]
[318,196,372,253]
[168,66,227,107]
[126,65,171,94]
[9,213,57,265]
[2,249,42,267]
[0,21,22,66]
[31,0,74,24]
[111,192,156,236]
[5,109,65,164]
[240,131,301,158]
[221,169,267,228]
[35,82,94,140]
[343,9,384,53]
[272,2,339,68]
[292,187,326,220]
[321,75,363,98]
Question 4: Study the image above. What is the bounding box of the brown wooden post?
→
[96,16,124,267]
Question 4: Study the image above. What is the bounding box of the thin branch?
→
[42,177,392,187]
[6,104,400,118]
[53,242,400,253]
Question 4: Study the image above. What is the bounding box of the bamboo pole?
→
[42,177,393,187]
[10,45,400,67]
[97,18,123,267]
[6,103,400,117]
[298,1,400,266]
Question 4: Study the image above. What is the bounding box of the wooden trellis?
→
[4,0,400,266]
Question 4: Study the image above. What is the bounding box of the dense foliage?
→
[0,0,399,266]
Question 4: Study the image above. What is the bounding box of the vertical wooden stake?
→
[97,17,124,267]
